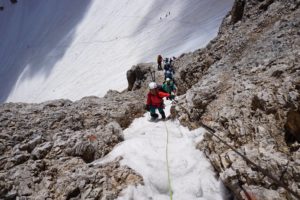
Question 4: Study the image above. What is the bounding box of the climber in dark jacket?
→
[157,55,163,70]
[164,58,175,80]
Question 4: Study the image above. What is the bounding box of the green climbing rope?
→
[164,121,173,200]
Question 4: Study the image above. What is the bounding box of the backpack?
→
[156,84,168,93]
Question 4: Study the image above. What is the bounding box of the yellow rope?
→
[164,121,173,200]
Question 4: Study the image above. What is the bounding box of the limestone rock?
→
[173,0,300,199]
[285,110,300,143]
[126,63,153,91]
[0,68,151,199]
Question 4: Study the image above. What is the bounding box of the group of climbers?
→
[163,57,175,81]
[157,55,176,81]
[145,55,177,120]
[0,0,18,11]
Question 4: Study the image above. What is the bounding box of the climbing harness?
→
[200,122,300,199]
[164,121,173,200]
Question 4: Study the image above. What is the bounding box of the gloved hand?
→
[169,94,175,100]
[144,104,150,111]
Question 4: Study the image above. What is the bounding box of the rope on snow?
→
[164,121,173,200]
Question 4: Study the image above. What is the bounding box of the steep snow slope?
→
[0,0,233,103]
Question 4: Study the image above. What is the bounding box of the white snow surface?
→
[0,0,233,103]
[94,102,225,200]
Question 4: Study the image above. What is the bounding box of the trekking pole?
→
[150,70,156,82]
[200,122,300,199]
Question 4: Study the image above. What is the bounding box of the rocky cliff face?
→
[0,64,154,199]
[173,0,300,199]
[1,1,300,199]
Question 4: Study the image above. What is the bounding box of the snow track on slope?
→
[0,0,233,103]
[95,103,225,200]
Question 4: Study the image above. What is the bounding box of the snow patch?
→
[0,0,234,102]
[94,102,225,199]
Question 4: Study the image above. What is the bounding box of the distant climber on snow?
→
[145,82,175,120]
[157,55,163,70]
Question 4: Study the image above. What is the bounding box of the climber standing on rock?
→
[157,55,163,70]
[145,82,175,120]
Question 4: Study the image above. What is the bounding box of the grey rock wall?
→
[0,63,156,199]
[173,0,300,199]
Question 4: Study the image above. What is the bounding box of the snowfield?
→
[0,0,233,103]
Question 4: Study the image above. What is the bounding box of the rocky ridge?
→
[172,0,300,199]
[0,64,154,199]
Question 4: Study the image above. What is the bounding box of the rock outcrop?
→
[126,63,154,91]
[172,0,300,199]
[0,63,156,199]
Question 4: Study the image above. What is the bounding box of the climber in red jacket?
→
[145,82,174,120]
[157,55,163,70]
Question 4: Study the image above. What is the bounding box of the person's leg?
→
[158,108,166,119]
[150,106,159,118]
[164,73,168,80]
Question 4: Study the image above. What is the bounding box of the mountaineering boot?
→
[161,113,166,120]
[150,113,159,120]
